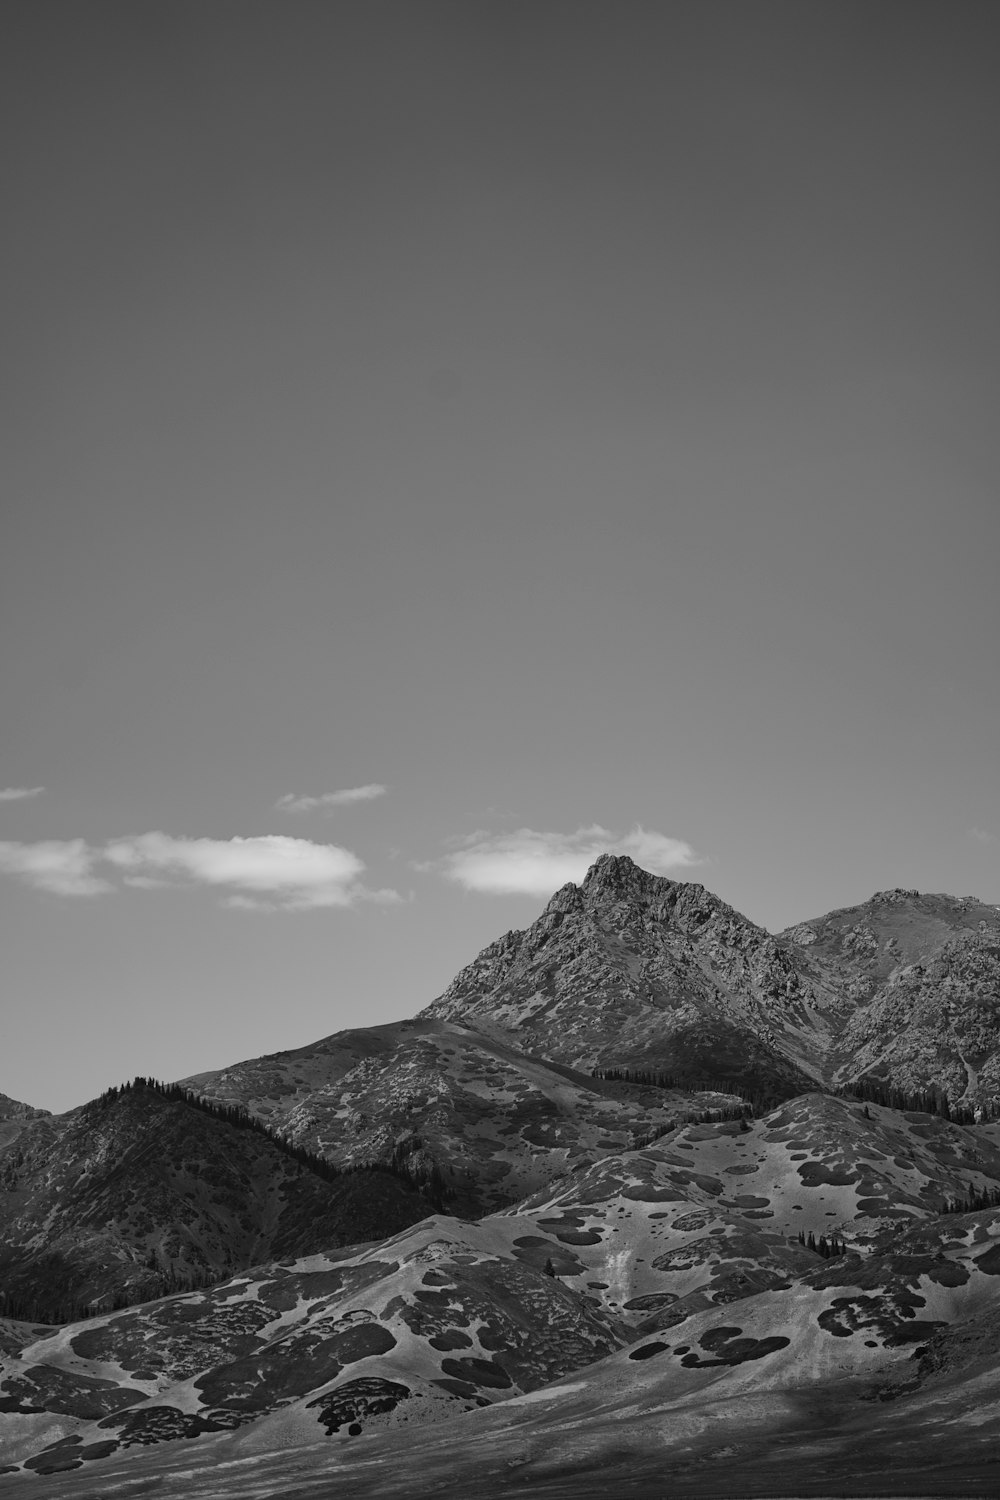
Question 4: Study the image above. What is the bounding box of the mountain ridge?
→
[425,857,1000,1107]
[4,856,1000,1494]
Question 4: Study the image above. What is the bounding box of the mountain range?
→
[2,854,1000,1496]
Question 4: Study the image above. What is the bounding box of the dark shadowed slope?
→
[0,1081,430,1322]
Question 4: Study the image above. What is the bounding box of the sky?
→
[2,0,998,1114]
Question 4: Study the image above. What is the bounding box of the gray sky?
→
[2,0,998,1113]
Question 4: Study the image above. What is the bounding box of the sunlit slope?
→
[0,1216,627,1479]
[184,1015,741,1213]
[8,1196,1000,1498]
[6,1095,1000,1484]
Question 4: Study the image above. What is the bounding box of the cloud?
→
[438,824,699,897]
[0,786,45,802]
[969,827,996,844]
[616,826,701,873]
[223,882,404,912]
[0,830,399,909]
[275,785,387,814]
[0,839,112,896]
[103,832,378,909]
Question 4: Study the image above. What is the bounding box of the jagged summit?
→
[548,854,745,930]
[542,852,673,914]
[579,851,670,895]
[423,857,820,1097]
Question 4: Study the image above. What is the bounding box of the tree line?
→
[833,1077,988,1125]
[591,1066,780,1114]
[0,1263,225,1327]
[591,1067,997,1127]
[797,1229,848,1257]
[941,1182,1000,1215]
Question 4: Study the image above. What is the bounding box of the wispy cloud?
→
[437,824,699,897]
[0,786,45,802]
[103,832,394,909]
[275,784,388,814]
[220,882,402,912]
[0,831,400,909]
[969,827,996,844]
[0,839,112,896]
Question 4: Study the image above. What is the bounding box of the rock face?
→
[423,855,835,1097]
[834,932,1000,1100]
[780,887,1000,994]
[423,858,1000,1110]
[780,888,1000,1101]
[0,1092,48,1123]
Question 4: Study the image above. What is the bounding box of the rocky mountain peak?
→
[540,856,685,929]
[422,859,822,1097]
[578,852,669,899]
[575,856,749,933]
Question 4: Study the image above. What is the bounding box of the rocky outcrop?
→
[0,1092,48,1122]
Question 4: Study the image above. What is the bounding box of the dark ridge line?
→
[832,1077,989,1125]
[0,1078,455,1325]
[593,1066,996,1125]
[95,1077,452,1204]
